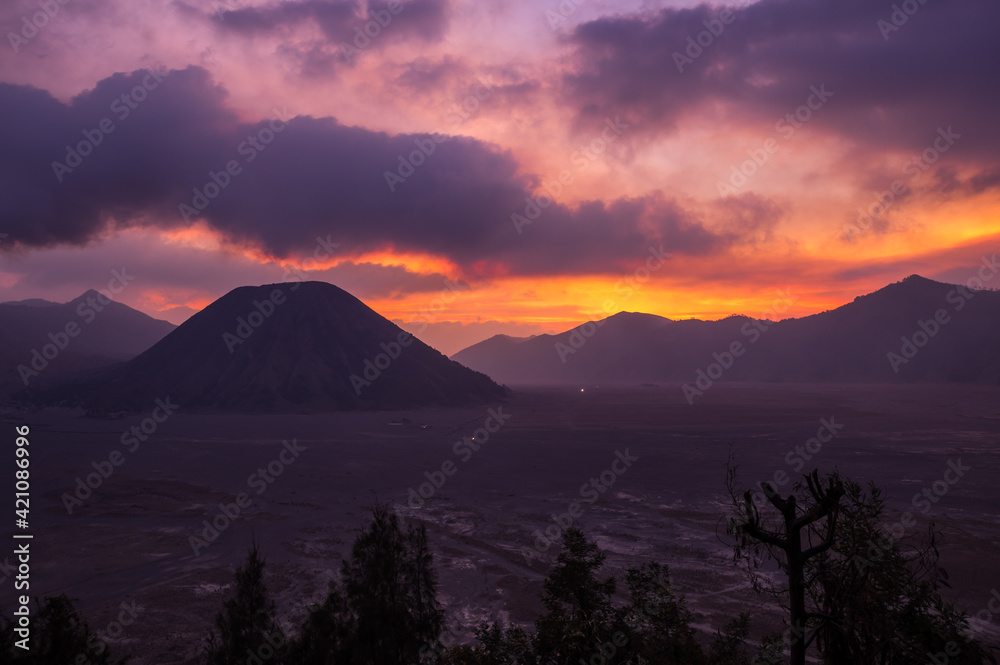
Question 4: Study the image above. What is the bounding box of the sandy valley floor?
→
[3,383,1000,663]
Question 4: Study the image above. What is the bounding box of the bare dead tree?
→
[726,462,844,665]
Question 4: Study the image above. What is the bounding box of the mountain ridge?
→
[452,274,1000,385]
[0,291,176,396]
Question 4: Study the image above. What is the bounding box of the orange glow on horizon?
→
[329,250,459,277]
[139,210,1000,347]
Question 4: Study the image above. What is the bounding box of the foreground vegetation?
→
[2,469,996,664]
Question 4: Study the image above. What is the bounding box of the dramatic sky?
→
[1,0,998,354]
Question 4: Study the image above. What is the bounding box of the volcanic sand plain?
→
[4,383,1000,663]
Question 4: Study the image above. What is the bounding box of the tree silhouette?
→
[811,479,995,664]
[622,561,705,664]
[205,540,285,665]
[291,502,444,665]
[728,466,843,665]
[1,594,126,664]
[728,464,996,665]
[444,529,743,665]
[533,528,619,664]
[288,585,351,665]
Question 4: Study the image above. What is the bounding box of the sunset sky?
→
[1,0,998,354]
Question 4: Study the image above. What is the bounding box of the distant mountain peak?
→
[70,289,111,304]
[849,274,948,305]
[494,333,532,343]
[605,311,671,322]
[0,292,175,395]
[897,274,940,286]
[40,280,507,412]
[452,274,1000,386]
[594,311,674,328]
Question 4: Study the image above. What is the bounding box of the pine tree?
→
[1,594,126,664]
[288,585,351,665]
[623,561,705,664]
[342,503,444,665]
[294,502,444,665]
[205,540,285,665]
[533,528,619,665]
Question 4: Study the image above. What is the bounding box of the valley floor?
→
[4,383,1000,662]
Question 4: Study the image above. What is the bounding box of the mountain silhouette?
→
[1,298,61,308]
[0,290,176,396]
[37,281,507,412]
[452,275,1000,385]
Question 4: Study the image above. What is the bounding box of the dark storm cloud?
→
[0,66,736,276]
[563,0,1000,158]
[0,66,237,247]
[189,0,449,45]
